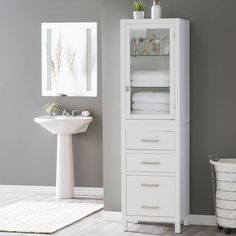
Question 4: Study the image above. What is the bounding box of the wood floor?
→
[0,193,228,236]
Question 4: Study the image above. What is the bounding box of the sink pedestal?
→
[34,115,93,199]
[56,134,74,199]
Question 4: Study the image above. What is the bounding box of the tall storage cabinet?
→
[120,19,190,234]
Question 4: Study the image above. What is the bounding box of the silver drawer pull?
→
[141,183,159,187]
[141,205,159,210]
[141,139,159,143]
[141,161,159,165]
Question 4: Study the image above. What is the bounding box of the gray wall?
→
[102,0,132,212]
[0,0,103,187]
[102,0,236,215]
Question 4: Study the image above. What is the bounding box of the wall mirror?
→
[42,22,97,97]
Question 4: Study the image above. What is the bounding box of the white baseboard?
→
[102,211,216,226]
[0,185,104,199]
[188,214,216,226]
[102,211,122,222]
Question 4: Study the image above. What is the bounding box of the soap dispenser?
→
[151,0,161,19]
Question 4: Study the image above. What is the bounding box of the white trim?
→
[188,215,216,226]
[0,185,103,199]
[102,211,217,226]
[102,211,122,222]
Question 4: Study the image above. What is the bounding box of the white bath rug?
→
[0,201,103,234]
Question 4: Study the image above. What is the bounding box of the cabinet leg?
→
[175,222,181,234]
[184,216,189,226]
[123,220,128,231]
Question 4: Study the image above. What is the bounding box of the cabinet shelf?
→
[131,84,170,88]
[131,54,169,57]
[131,111,169,115]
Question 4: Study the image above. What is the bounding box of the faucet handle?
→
[62,109,70,116]
[71,110,79,117]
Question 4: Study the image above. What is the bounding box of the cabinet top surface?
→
[120,18,189,24]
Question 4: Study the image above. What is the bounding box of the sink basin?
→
[34,115,93,199]
[34,115,93,135]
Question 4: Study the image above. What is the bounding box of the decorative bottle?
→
[153,34,161,55]
[151,0,161,19]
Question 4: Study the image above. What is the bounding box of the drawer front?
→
[126,153,175,173]
[126,176,175,217]
[126,131,175,150]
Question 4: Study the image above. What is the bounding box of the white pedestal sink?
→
[34,115,93,199]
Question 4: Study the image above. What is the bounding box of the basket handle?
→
[209,153,218,217]
[208,153,220,162]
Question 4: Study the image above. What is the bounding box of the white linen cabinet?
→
[120,19,190,234]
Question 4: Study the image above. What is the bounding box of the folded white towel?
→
[132,102,169,112]
[132,92,170,104]
[131,80,169,87]
[131,70,169,81]
[132,110,169,115]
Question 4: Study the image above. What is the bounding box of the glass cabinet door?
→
[125,24,175,120]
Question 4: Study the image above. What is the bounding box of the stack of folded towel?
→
[132,91,170,114]
[131,70,169,87]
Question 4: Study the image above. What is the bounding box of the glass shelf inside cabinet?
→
[130,54,169,57]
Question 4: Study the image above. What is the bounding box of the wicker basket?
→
[209,155,236,234]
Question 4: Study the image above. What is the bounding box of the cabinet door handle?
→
[141,205,159,210]
[141,183,159,187]
[141,139,159,143]
[141,161,159,165]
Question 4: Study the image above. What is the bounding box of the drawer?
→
[126,131,175,150]
[127,176,175,217]
[126,153,175,173]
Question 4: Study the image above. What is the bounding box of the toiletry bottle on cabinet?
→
[151,0,161,19]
